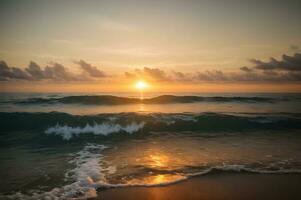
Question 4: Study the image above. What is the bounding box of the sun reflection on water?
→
[106,138,210,185]
[125,150,188,185]
[139,104,145,112]
[127,174,185,185]
[149,154,170,168]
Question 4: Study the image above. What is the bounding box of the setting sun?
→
[135,81,149,90]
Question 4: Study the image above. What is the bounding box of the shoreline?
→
[96,173,301,200]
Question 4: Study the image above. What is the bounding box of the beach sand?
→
[97,173,301,200]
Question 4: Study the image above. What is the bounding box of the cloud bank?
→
[250,53,301,71]
[0,60,107,81]
[124,53,301,83]
[1,53,301,83]
[75,60,106,78]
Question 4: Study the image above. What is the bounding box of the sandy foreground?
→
[95,173,301,200]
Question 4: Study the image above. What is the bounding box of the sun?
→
[135,80,149,90]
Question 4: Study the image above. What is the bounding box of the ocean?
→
[0,92,301,199]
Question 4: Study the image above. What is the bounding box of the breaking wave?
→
[3,150,301,200]
[45,122,145,140]
[12,95,284,105]
[1,112,301,140]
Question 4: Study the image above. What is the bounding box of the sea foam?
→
[45,122,145,140]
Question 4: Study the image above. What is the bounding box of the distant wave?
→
[12,95,282,105]
[1,112,300,140]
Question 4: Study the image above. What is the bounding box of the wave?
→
[96,165,301,189]
[1,112,301,140]
[3,165,301,200]
[12,95,283,105]
[45,122,145,140]
[2,142,301,200]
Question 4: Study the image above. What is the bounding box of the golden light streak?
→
[134,80,149,100]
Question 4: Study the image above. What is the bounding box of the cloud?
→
[125,67,170,81]
[75,60,106,78]
[196,70,228,82]
[44,62,79,81]
[125,67,193,82]
[139,67,168,81]
[240,66,253,72]
[26,61,45,80]
[124,58,301,83]
[1,52,301,83]
[0,60,107,81]
[25,61,78,81]
[124,71,137,79]
[250,53,301,71]
[171,71,192,81]
[195,68,301,83]
[0,61,31,81]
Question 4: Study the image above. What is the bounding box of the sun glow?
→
[134,80,149,100]
[135,80,148,90]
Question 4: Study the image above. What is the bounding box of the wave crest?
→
[1,112,301,135]
[45,122,145,140]
[14,95,280,105]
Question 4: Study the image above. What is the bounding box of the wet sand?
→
[97,173,301,200]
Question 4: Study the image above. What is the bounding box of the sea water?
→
[0,92,301,199]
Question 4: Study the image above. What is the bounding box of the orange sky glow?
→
[1,0,301,93]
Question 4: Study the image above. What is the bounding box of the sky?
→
[0,0,301,92]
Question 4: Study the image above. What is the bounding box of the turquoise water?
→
[0,93,301,199]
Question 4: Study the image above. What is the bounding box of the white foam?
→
[61,143,115,199]
[3,151,301,200]
[190,164,301,176]
[45,122,145,140]
[1,143,111,200]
